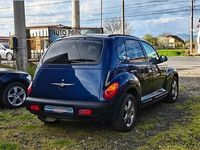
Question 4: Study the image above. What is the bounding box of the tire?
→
[6,53,13,61]
[165,76,179,103]
[2,82,27,108]
[38,116,57,124]
[112,94,137,132]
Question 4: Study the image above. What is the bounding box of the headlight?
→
[26,74,32,81]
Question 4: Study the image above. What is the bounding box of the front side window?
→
[43,38,103,64]
[141,42,159,60]
[125,40,145,62]
[2,43,9,49]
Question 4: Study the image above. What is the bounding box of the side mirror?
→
[159,55,168,63]
[150,57,160,64]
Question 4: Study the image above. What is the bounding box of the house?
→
[0,36,10,43]
[166,35,185,48]
[26,24,103,59]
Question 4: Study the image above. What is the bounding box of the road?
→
[167,56,200,77]
[167,56,200,67]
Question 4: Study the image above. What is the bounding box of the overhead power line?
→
[26,8,192,26]
[0,0,71,10]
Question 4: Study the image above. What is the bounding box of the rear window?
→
[43,38,103,64]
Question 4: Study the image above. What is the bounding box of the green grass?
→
[0,142,20,150]
[27,63,37,77]
[158,49,189,56]
[139,96,200,150]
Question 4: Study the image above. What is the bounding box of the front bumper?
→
[25,97,114,121]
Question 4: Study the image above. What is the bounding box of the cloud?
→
[0,0,199,36]
[145,17,184,24]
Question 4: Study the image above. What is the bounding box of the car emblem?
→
[50,79,75,88]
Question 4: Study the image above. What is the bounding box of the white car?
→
[0,43,13,61]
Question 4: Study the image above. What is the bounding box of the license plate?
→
[44,105,73,114]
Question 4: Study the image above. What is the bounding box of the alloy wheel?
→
[7,86,26,107]
[7,53,13,61]
[171,80,178,100]
[124,98,135,127]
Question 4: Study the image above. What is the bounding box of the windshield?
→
[43,38,103,64]
[2,43,10,49]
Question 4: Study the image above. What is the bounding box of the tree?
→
[103,18,133,35]
[157,36,169,49]
[143,34,158,46]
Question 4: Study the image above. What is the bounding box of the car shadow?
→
[42,76,197,134]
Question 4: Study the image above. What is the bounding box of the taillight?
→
[78,109,92,116]
[103,82,119,100]
[27,82,32,96]
[29,104,41,112]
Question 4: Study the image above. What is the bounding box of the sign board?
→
[49,27,103,43]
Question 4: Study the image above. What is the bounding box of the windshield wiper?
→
[65,58,96,63]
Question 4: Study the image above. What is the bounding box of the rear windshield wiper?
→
[65,58,96,63]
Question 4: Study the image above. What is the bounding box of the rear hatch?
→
[31,37,105,102]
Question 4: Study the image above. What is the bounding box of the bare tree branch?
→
[103,18,133,35]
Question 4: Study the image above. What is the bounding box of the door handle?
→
[130,69,138,73]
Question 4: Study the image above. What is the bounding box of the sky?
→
[0,0,200,39]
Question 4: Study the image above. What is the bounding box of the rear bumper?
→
[25,97,114,121]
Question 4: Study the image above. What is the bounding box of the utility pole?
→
[190,0,194,54]
[122,0,125,34]
[13,0,28,71]
[101,0,103,28]
[72,0,80,29]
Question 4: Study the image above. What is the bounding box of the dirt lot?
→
[0,66,200,150]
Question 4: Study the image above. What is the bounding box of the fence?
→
[29,49,45,60]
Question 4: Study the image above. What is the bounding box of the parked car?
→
[26,34,179,132]
[0,43,13,61]
[0,68,31,108]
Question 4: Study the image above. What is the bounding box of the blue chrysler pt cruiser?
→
[26,34,179,132]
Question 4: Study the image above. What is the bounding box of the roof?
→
[166,35,184,43]
[0,36,10,40]
[26,25,103,30]
[61,34,141,40]
[26,24,71,29]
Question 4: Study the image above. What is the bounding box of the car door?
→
[0,44,7,59]
[140,41,167,94]
[125,39,154,98]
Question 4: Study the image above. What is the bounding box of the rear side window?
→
[125,40,145,62]
[116,39,126,61]
[43,38,103,64]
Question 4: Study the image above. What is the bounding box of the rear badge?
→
[51,79,75,88]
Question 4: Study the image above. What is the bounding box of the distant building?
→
[0,36,10,43]
[158,35,185,49]
[26,24,103,59]
[166,35,185,48]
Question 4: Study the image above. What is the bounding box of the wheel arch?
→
[3,78,29,90]
[165,68,179,92]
